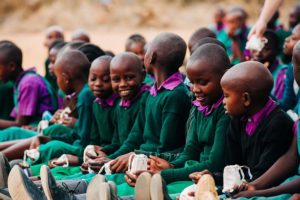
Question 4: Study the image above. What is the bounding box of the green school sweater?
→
[89,99,118,151]
[102,91,149,155]
[108,83,191,159]
[72,84,95,147]
[161,105,230,183]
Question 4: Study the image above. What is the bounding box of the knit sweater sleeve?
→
[161,111,230,183]
[108,104,145,159]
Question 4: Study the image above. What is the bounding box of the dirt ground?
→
[0,0,297,75]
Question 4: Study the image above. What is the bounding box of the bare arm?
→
[248,0,283,38]
[0,115,30,129]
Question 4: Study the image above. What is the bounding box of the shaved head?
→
[147,32,186,72]
[110,52,143,73]
[55,50,90,80]
[221,61,273,101]
[188,43,230,75]
[188,27,216,52]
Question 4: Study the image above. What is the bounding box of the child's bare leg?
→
[0,139,28,151]
[2,139,32,160]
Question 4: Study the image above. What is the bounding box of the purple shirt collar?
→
[120,84,149,108]
[66,92,77,101]
[245,97,277,136]
[95,93,118,108]
[192,95,224,116]
[149,72,183,96]
[15,67,36,86]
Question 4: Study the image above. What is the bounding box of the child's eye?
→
[111,77,120,82]
[125,75,135,81]
[196,80,208,86]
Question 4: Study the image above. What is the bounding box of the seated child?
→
[44,25,65,90]
[210,7,226,34]
[125,43,231,197]
[125,33,153,86]
[230,42,300,199]
[0,40,57,129]
[71,29,90,43]
[77,43,106,63]
[0,80,14,120]
[250,29,287,100]
[217,6,250,64]
[77,52,149,174]
[280,24,300,112]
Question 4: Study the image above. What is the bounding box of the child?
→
[280,24,300,112]
[44,26,65,90]
[71,29,90,42]
[210,7,226,34]
[0,40,57,129]
[229,41,300,200]
[124,44,231,198]
[77,43,106,63]
[250,30,286,100]
[125,34,153,86]
[217,6,250,64]
[289,4,300,31]
[79,52,149,175]
[0,81,14,120]
[188,27,216,54]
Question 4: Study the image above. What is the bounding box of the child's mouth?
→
[119,90,131,96]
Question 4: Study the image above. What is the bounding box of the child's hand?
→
[50,109,63,124]
[234,181,255,193]
[80,162,89,174]
[233,190,258,198]
[48,154,79,168]
[110,152,133,173]
[88,157,111,173]
[21,125,36,131]
[85,145,107,161]
[61,117,77,128]
[125,170,153,187]
[189,170,213,184]
[148,156,172,172]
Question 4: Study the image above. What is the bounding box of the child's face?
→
[289,7,300,29]
[110,61,144,100]
[221,83,246,118]
[0,56,14,82]
[53,63,70,94]
[283,26,300,56]
[44,31,63,48]
[88,61,112,99]
[127,42,145,63]
[250,42,275,64]
[48,48,59,78]
[186,60,223,106]
[225,14,244,37]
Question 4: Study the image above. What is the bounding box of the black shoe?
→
[0,152,10,188]
[40,165,77,200]
[8,166,46,200]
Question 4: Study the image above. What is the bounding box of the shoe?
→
[9,159,23,169]
[107,181,118,200]
[86,174,106,200]
[0,187,11,200]
[135,172,151,200]
[150,173,171,200]
[194,174,219,200]
[40,165,77,200]
[8,166,46,200]
[0,152,10,188]
[99,182,111,200]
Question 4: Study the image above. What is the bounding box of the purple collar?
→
[15,67,36,86]
[66,92,77,101]
[192,95,224,116]
[120,84,150,108]
[149,72,183,96]
[95,93,118,108]
[245,98,277,136]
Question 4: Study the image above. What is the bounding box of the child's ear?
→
[242,92,251,107]
[149,52,157,65]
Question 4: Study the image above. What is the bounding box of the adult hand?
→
[248,19,267,39]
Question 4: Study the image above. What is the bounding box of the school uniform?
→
[217,26,250,65]
[226,98,294,180]
[29,83,95,175]
[0,68,57,141]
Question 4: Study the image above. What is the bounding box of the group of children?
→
[0,3,300,200]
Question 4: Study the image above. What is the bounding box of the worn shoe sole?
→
[135,172,151,200]
[86,174,106,200]
[8,166,33,200]
[150,173,164,200]
[40,165,53,200]
[0,152,9,188]
[195,174,219,200]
